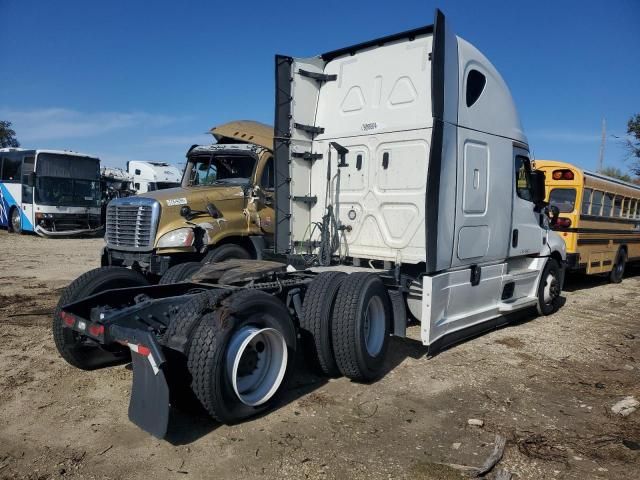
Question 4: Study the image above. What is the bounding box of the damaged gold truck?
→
[101,120,276,280]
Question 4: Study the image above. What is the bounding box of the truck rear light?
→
[61,311,75,327]
[552,169,574,180]
[556,217,572,228]
[137,345,151,356]
[89,324,104,337]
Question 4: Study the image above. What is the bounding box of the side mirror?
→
[530,170,546,205]
[548,205,560,226]
[27,172,36,187]
[180,205,192,218]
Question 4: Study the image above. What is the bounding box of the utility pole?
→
[598,117,606,172]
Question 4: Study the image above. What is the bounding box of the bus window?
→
[622,198,630,217]
[22,156,35,203]
[591,191,603,216]
[632,199,639,219]
[581,188,592,215]
[613,196,622,217]
[549,188,576,213]
[602,193,613,216]
[1,155,20,182]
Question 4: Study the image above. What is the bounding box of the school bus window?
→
[549,188,576,213]
[602,193,613,216]
[613,196,622,217]
[633,199,639,218]
[591,191,603,216]
[581,188,592,215]
[622,198,630,217]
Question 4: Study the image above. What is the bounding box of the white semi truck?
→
[52,10,566,438]
[127,160,182,193]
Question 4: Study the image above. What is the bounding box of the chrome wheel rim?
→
[11,209,20,232]
[543,271,559,304]
[363,296,385,356]
[226,326,287,406]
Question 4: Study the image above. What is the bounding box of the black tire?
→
[609,248,627,284]
[202,244,250,264]
[331,273,392,382]
[536,259,562,316]
[52,267,149,370]
[158,262,202,285]
[300,271,346,377]
[187,290,296,424]
[9,207,22,234]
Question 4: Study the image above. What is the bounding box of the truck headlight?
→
[157,228,195,248]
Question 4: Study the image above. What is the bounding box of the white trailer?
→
[127,160,182,193]
[52,10,565,438]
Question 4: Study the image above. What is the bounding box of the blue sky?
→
[1,0,638,172]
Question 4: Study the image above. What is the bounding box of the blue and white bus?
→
[0,148,103,236]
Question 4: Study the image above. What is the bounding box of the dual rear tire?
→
[301,272,392,382]
[187,290,296,423]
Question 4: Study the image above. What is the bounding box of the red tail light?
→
[552,169,574,180]
[88,324,104,337]
[556,217,572,228]
[60,311,75,327]
[137,345,151,356]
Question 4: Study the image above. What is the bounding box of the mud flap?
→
[128,352,170,438]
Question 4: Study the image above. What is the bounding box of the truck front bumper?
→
[101,247,172,276]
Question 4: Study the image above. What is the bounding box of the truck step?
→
[498,296,537,312]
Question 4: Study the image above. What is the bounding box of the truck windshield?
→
[149,182,181,191]
[549,188,576,213]
[187,154,256,186]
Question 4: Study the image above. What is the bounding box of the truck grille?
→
[105,197,160,251]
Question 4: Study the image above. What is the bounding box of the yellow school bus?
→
[534,160,640,282]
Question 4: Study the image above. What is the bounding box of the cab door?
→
[254,156,276,236]
[509,148,543,257]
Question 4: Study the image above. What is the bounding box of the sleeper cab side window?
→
[466,69,487,107]
[514,156,533,201]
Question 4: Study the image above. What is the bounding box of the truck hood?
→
[138,186,246,211]
[209,120,273,151]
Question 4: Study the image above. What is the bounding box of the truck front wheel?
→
[202,244,250,264]
[52,267,149,370]
[187,290,296,424]
[158,262,202,285]
[536,258,562,316]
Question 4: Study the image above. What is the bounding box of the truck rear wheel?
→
[158,262,202,285]
[52,267,149,370]
[202,244,250,264]
[331,273,391,382]
[300,271,346,377]
[187,290,296,424]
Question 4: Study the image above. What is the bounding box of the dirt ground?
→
[0,231,638,480]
